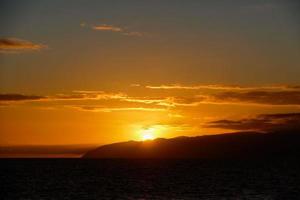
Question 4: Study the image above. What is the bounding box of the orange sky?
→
[1,84,300,147]
[0,1,300,156]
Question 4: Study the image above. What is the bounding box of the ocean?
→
[1,159,299,199]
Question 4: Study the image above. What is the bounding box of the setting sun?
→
[1,1,299,199]
[140,128,156,141]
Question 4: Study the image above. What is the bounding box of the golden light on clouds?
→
[1,84,300,146]
[80,22,144,37]
[92,24,123,32]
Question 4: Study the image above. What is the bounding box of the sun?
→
[140,127,156,141]
[136,125,166,141]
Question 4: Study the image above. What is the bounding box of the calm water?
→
[1,159,299,199]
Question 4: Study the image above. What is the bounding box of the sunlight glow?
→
[141,127,156,141]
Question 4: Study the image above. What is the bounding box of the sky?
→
[0,0,300,156]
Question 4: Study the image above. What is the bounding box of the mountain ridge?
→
[83,130,300,159]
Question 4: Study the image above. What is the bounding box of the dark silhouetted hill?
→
[83,130,300,159]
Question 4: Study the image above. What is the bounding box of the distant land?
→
[83,130,300,159]
[0,144,97,158]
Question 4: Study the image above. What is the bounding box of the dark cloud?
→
[0,38,46,53]
[145,84,300,91]
[0,94,46,101]
[153,90,300,107]
[207,113,300,132]
[145,84,300,106]
[0,91,127,103]
[212,90,300,106]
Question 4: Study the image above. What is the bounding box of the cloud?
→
[121,96,206,107]
[0,91,169,112]
[0,94,46,101]
[211,90,300,106]
[70,105,166,112]
[145,84,300,91]
[122,97,169,105]
[92,24,123,32]
[130,83,141,87]
[82,22,144,37]
[55,91,175,107]
[52,91,127,101]
[2,87,300,109]
[145,84,300,106]
[206,113,300,132]
[169,90,300,107]
[0,91,127,102]
[0,91,129,107]
[146,84,246,90]
[168,113,184,118]
[0,38,46,53]
[160,96,204,107]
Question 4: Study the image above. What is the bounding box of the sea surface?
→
[1,159,300,199]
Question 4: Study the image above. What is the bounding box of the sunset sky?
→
[0,0,300,156]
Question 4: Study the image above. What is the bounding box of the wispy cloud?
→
[122,97,169,105]
[145,84,300,91]
[52,91,127,101]
[81,22,144,37]
[0,91,168,112]
[2,86,300,110]
[92,24,123,32]
[0,38,47,53]
[141,84,300,107]
[161,90,300,107]
[130,83,141,87]
[0,91,126,102]
[70,105,166,113]
[211,90,300,106]
[0,94,46,101]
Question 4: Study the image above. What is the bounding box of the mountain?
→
[83,131,300,159]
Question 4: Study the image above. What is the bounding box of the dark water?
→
[1,159,300,199]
